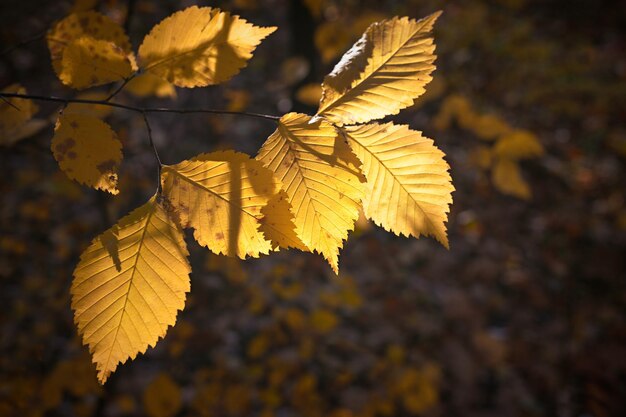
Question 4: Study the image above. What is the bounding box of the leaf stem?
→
[0,92,281,121]
[141,112,162,194]
[104,72,137,102]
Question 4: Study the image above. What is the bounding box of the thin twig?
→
[0,96,20,111]
[0,92,281,121]
[104,73,137,102]
[1,29,46,56]
[142,112,162,194]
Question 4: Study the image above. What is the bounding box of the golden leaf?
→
[317,12,441,126]
[256,113,365,273]
[47,11,131,76]
[295,83,323,106]
[51,113,122,194]
[342,123,454,247]
[60,37,133,89]
[126,73,177,99]
[0,84,41,146]
[493,130,544,160]
[72,196,191,383]
[492,158,531,199]
[138,6,276,87]
[161,150,294,258]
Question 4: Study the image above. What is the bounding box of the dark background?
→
[1,0,625,416]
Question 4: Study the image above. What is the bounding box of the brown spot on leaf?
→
[96,159,117,174]
[215,232,224,240]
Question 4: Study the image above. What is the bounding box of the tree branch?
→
[0,92,281,121]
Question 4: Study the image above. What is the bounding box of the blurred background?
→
[1,0,625,416]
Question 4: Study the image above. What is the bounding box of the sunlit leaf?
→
[60,37,133,89]
[343,123,453,247]
[72,196,191,383]
[138,6,276,87]
[161,150,296,258]
[47,11,131,76]
[256,113,365,273]
[126,73,177,99]
[317,12,441,125]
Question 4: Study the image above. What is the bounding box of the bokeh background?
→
[1,0,625,416]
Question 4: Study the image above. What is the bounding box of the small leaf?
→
[317,12,441,126]
[47,11,131,76]
[256,113,365,273]
[51,113,122,194]
[60,37,133,89]
[126,73,177,99]
[492,158,531,199]
[72,196,191,383]
[0,84,40,146]
[161,150,287,258]
[138,6,276,88]
[493,130,544,160]
[343,123,454,247]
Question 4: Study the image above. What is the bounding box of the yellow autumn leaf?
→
[260,191,308,251]
[317,12,441,126]
[342,123,454,247]
[493,130,544,159]
[0,84,39,146]
[492,158,531,199]
[72,196,191,383]
[143,373,182,417]
[295,83,323,106]
[161,150,296,258]
[138,6,276,87]
[51,113,122,194]
[256,113,365,273]
[59,37,133,89]
[126,72,177,99]
[47,11,131,76]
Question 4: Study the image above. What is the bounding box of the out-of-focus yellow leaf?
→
[225,89,250,112]
[65,92,114,118]
[126,73,177,98]
[51,113,122,194]
[310,309,338,333]
[473,114,513,140]
[143,373,182,417]
[256,113,365,273]
[0,84,39,146]
[314,21,351,63]
[161,150,295,258]
[493,130,544,159]
[47,11,131,76]
[138,6,276,87]
[60,37,133,89]
[318,12,441,125]
[295,83,322,106]
[72,196,191,383]
[343,123,454,247]
[492,158,531,199]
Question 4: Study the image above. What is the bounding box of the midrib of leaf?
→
[102,204,153,375]
[345,131,439,235]
[320,21,425,115]
[142,34,231,73]
[166,167,263,220]
[278,123,341,256]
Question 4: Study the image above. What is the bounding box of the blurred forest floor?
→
[1,0,625,416]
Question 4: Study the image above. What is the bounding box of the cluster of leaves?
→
[434,95,544,199]
[2,5,453,383]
